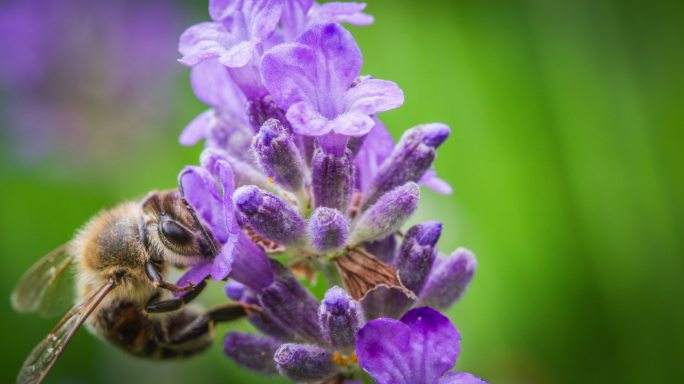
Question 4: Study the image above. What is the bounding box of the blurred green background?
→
[1,0,683,383]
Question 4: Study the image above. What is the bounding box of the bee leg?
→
[145,280,207,314]
[145,261,197,293]
[168,303,262,345]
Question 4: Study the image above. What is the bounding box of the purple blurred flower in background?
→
[0,0,186,164]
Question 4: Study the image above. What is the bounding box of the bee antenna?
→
[178,185,219,257]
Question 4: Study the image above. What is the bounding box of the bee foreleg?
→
[145,261,196,293]
[145,280,207,314]
[168,302,262,345]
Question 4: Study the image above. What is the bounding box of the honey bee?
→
[11,189,256,384]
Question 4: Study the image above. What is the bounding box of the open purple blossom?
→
[176,149,273,291]
[356,307,487,384]
[261,23,404,153]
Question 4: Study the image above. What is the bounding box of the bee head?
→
[141,190,218,265]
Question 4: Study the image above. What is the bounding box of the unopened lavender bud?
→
[252,119,306,191]
[308,208,349,252]
[418,247,477,311]
[362,235,397,264]
[234,186,305,246]
[259,262,324,343]
[394,221,442,294]
[311,147,354,212]
[275,343,337,383]
[349,182,420,245]
[363,123,450,209]
[223,332,281,375]
[319,286,364,355]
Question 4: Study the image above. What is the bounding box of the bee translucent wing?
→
[11,244,74,316]
[17,280,116,384]
[37,258,76,318]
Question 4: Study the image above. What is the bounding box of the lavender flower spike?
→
[275,343,338,383]
[319,286,364,355]
[223,332,281,375]
[311,146,354,212]
[363,123,450,209]
[356,307,487,384]
[394,221,442,294]
[308,208,349,253]
[349,182,420,245]
[252,118,306,192]
[234,185,306,246]
[418,247,477,311]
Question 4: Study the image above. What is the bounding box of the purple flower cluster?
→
[176,1,485,382]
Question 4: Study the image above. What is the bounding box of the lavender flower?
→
[356,307,487,384]
[172,2,484,382]
[262,23,403,153]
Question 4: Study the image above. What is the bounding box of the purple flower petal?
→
[355,119,395,191]
[309,2,374,26]
[190,59,244,110]
[178,22,233,67]
[209,0,241,22]
[356,318,413,384]
[328,111,375,137]
[357,307,461,384]
[218,39,257,67]
[345,78,404,115]
[262,23,361,115]
[178,165,228,243]
[244,0,284,42]
[296,23,362,111]
[401,307,461,383]
[210,236,235,280]
[180,109,214,146]
[286,101,331,135]
[174,262,214,295]
[419,169,453,194]
[439,372,489,384]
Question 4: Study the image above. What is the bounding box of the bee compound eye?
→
[160,219,192,245]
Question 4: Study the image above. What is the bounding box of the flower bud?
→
[233,185,306,246]
[319,286,364,355]
[308,208,349,252]
[394,221,442,294]
[418,247,477,311]
[362,123,450,209]
[349,182,420,245]
[258,262,324,343]
[252,118,306,192]
[275,343,337,383]
[223,332,281,375]
[311,147,354,212]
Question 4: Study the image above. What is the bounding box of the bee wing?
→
[17,279,116,384]
[11,244,75,317]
